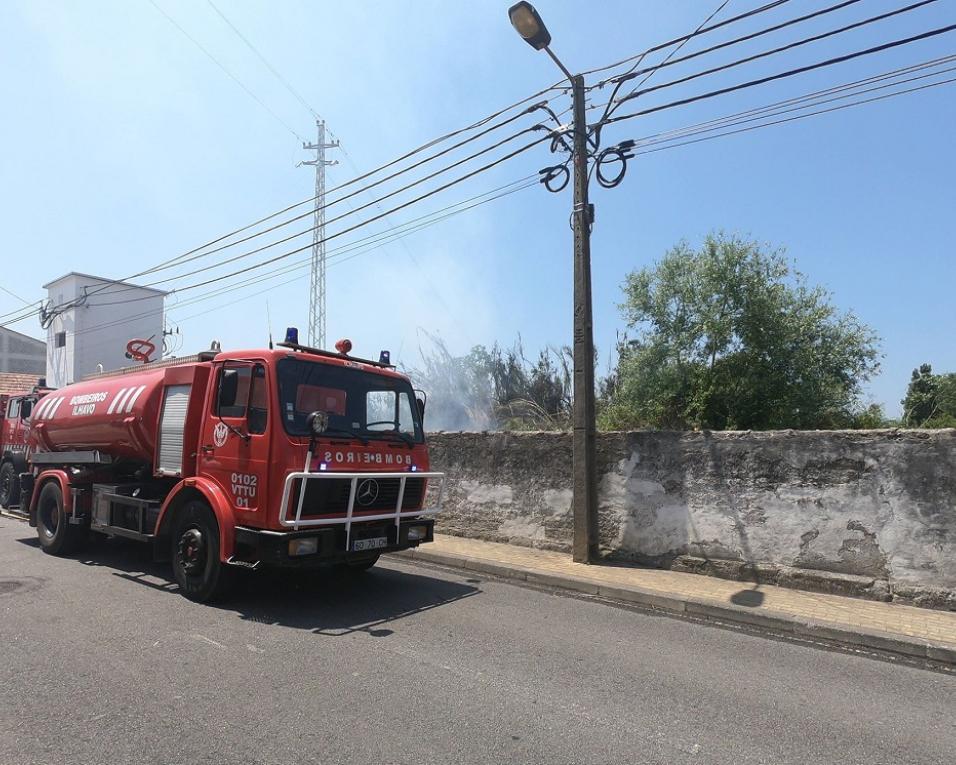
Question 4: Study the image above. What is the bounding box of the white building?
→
[0,326,46,375]
[43,272,167,388]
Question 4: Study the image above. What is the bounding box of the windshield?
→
[277,357,423,442]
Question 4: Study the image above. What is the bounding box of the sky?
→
[1,0,954,416]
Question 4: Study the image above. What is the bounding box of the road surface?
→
[1,517,953,764]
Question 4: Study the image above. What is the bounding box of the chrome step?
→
[226,556,261,571]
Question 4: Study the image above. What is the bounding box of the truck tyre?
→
[0,462,19,508]
[170,501,232,603]
[36,482,86,555]
[347,553,380,572]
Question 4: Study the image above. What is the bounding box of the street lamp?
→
[508,1,598,564]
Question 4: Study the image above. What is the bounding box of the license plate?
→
[353,536,388,552]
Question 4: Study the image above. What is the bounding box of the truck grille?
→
[293,476,426,516]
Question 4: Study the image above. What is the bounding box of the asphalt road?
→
[1,517,954,765]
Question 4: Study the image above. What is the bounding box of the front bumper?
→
[233,517,435,568]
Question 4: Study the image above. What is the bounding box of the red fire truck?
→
[0,382,51,510]
[23,332,444,601]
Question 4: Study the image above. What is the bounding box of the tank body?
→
[30,369,170,463]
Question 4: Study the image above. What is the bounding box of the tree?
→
[599,232,881,430]
[902,364,956,428]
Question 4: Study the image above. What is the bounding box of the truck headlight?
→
[289,537,318,556]
[407,525,428,541]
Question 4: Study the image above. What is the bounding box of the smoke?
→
[402,330,573,432]
[403,331,496,432]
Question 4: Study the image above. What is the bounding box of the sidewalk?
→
[398,534,956,667]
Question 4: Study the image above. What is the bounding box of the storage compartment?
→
[91,483,162,538]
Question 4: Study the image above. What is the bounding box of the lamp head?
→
[508,2,551,50]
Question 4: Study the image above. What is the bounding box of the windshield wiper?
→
[376,430,415,448]
[321,427,369,445]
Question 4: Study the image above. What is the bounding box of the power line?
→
[630,0,730,91]
[0,285,33,306]
[43,181,536,341]
[596,0,730,141]
[334,143,467,338]
[629,53,956,150]
[56,164,545,331]
[39,101,550,319]
[597,0,864,91]
[27,2,807,315]
[18,9,565,320]
[602,22,956,127]
[128,110,547,285]
[158,135,550,295]
[204,0,335,346]
[628,67,956,157]
[88,177,537,309]
[0,167,535,329]
[145,0,306,142]
[46,177,539,341]
[603,0,941,121]
[170,178,540,325]
[86,123,546,296]
[580,0,793,79]
[28,2,940,324]
[206,0,321,120]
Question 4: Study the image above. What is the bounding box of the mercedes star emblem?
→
[356,478,380,507]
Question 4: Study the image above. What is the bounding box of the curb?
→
[396,547,956,668]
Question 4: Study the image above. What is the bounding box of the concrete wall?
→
[427,430,956,609]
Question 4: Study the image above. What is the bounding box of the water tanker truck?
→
[23,332,444,601]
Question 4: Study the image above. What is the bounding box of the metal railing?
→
[278,465,445,550]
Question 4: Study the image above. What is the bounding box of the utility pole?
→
[570,73,599,563]
[510,2,598,563]
[301,119,339,348]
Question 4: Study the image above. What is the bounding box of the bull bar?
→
[278,448,445,550]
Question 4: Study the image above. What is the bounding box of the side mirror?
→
[416,397,426,419]
[218,368,240,412]
[307,410,329,436]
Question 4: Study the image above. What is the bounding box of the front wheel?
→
[0,462,19,508]
[170,501,232,603]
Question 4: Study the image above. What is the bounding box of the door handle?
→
[201,445,215,453]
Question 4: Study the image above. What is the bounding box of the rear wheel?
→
[170,501,232,603]
[0,462,19,508]
[36,482,86,555]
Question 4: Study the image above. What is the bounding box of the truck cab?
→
[1,388,48,509]
[193,346,440,573]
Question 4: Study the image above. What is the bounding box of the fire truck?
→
[23,331,444,602]
[0,382,51,510]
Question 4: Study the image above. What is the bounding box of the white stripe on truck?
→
[48,397,65,418]
[107,388,129,415]
[34,396,55,419]
[124,385,146,413]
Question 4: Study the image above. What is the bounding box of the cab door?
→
[198,362,270,524]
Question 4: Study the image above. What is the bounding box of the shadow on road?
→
[12,533,480,636]
[730,588,765,607]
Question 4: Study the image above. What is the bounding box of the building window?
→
[55,331,66,348]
